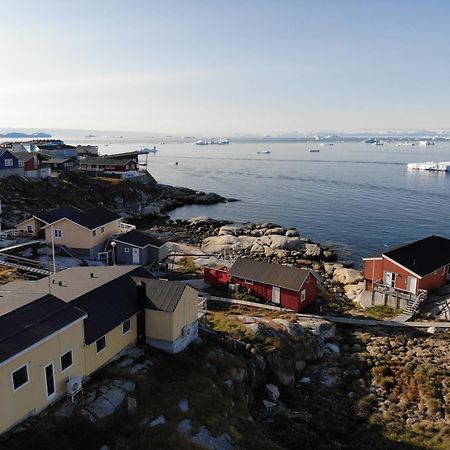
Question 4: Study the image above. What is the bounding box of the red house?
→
[79,157,138,179]
[204,258,318,312]
[363,235,450,300]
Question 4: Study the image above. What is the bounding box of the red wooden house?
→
[204,258,318,312]
[79,157,138,179]
[363,235,450,298]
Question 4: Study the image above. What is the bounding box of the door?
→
[44,362,56,399]
[272,286,281,304]
[384,271,396,287]
[132,247,140,264]
[406,276,417,294]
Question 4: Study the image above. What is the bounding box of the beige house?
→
[0,266,201,435]
[133,278,200,353]
[16,205,135,258]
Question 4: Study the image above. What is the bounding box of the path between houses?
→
[205,295,450,329]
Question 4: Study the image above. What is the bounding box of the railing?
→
[119,222,136,233]
[373,281,427,317]
[0,253,66,274]
[198,297,207,318]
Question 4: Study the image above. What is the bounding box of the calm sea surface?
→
[69,139,450,266]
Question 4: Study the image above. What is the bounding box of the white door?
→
[272,286,281,304]
[44,362,56,400]
[384,271,396,287]
[132,248,140,264]
[406,276,417,294]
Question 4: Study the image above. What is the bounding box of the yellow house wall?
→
[145,286,199,342]
[44,219,122,250]
[84,315,137,376]
[16,218,42,237]
[145,309,173,342]
[0,320,86,434]
[172,287,199,340]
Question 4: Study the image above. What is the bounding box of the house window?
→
[122,318,131,335]
[124,247,130,253]
[26,225,33,233]
[54,229,62,238]
[301,289,306,302]
[244,279,254,285]
[4,158,14,167]
[60,350,73,372]
[18,160,24,167]
[12,364,29,391]
[101,227,105,233]
[92,230,97,237]
[96,335,107,354]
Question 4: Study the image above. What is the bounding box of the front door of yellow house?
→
[44,362,56,400]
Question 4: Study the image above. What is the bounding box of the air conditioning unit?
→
[67,376,82,395]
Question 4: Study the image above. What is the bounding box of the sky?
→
[1,0,450,135]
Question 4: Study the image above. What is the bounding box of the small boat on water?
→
[257,150,271,154]
[407,161,450,172]
[309,149,320,153]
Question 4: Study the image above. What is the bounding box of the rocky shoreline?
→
[0,172,229,229]
[147,216,366,305]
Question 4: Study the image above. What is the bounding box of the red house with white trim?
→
[363,235,450,298]
[204,258,318,312]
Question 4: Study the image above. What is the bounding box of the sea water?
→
[69,139,450,266]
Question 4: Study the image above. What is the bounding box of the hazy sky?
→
[1,0,450,135]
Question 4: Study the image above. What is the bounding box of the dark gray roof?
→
[114,230,165,248]
[71,266,155,344]
[0,295,85,365]
[35,205,82,224]
[69,207,122,229]
[384,235,450,277]
[39,206,122,230]
[132,278,188,312]
[229,258,311,292]
[81,157,134,167]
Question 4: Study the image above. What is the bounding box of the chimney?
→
[136,281,146,345]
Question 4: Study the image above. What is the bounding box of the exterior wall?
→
[84,315,137,376]
[0,150,22,170]
[115,242,168,266]
[0,320,86,434]
[44,218,122,255]
[363,259,383,286]
[145,286,199,353]
[418,267,448,293]
[204,267,230,286]
[0,167,24,179]
[16,217,44,237]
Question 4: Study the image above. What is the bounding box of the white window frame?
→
[92,229,97,237]
[244,279,254,285]
[122,318,132,335]
[26,225,33,233]
[300,289,306,302]
[60,349,73,373]
[96,335,107,354]
[124,247,130,253]
[54,229,62,238]
[4,158,14,167]
[11,363,30,392]
[101,227,105,233]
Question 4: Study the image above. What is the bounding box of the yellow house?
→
[0,293,86,434]
[0,266,201,435]
[16,205,135,258]
[133,278,200,353]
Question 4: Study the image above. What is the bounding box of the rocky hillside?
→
[0,173,226,228]
[3,304,448,450]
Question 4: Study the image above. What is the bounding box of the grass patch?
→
[363,305,402,319]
